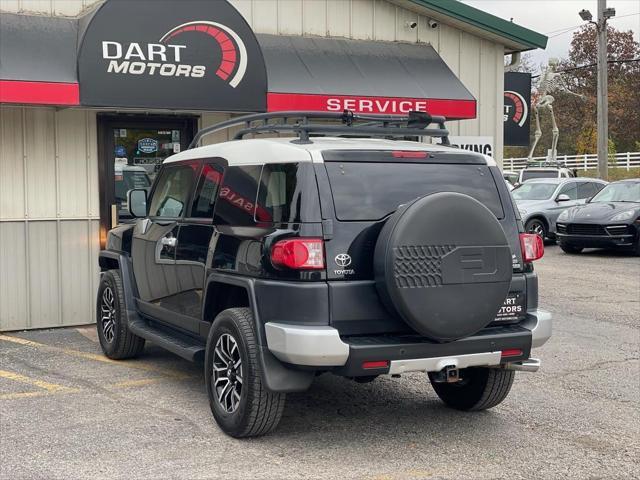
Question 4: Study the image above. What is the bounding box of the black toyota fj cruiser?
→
[97,111,551,437]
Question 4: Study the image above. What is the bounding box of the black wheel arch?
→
[203,272,314,393]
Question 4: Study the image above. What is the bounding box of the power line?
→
[545,13,639,39]
[531,58,640,78]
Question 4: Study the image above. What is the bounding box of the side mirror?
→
[127,188,148,217]
[556,193,571,202]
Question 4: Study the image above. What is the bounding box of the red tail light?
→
[501,349,523,358]
[392,151,428,158]
[519,233,544,262]
[362,360,389,369]
[270,238,324,270]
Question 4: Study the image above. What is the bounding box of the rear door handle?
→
[161,236,177,248]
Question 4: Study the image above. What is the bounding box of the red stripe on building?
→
[267,93,476,119]
[0,80,80,106]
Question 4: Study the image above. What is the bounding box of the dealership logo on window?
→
[101,21,248,87]
[138,138,159,154]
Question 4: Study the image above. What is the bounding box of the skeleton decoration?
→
[528,59,585,160]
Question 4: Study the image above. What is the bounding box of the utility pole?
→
[579,4,615,181]
[596,0,609,181]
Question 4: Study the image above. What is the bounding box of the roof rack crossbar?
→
[232,124,450,142]
[188,110,449,149]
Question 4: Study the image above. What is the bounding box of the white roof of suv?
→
[164,137,497,166]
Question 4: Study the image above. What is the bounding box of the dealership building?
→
[0,0,546,331]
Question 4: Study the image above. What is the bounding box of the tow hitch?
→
[431,365,461,383]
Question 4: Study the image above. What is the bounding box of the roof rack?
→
[525,160,569,168]
[188,110,449,149]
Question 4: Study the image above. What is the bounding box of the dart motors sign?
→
[78,0,266,111]
[504,72,532,146]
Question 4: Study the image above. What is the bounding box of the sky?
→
[462,0,639,71]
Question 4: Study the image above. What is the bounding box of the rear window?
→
[325,161,504,221]
[521,170,558,181]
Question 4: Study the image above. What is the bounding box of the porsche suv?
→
[96,111,552,437]
[556,179,640,254]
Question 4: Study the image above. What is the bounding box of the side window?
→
[190,163,224,218]
[148,163,197,218]
[256,163,320,224]
[577,182,597,199]
[213,166,262,226]
[559,182,578,200]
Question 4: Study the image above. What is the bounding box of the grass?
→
[576,167,640,181]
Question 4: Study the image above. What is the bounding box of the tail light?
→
[271,238,324,270]
[501,349,523,358]
[392,151,428,158]
[520,233,544,262]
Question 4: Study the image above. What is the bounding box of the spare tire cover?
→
[374,192,512,342]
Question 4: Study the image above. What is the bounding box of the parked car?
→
[518,161,576,183]
[512,177,607,240]
[505,179,515,191]
[556,179,640,255]
[503,170,520,186]
[97,111,550,438]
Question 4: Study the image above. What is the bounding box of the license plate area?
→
[494,293,526,323]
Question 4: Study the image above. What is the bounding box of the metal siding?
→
[25,108,56,219]
[373,0,395,41]
[459,32,481,136]
[27,220,60,328]
[57,109,89,217]
[278,0,303,35]
[303,0,327,36]
[395,6,418,43]
[351,0,374,39]
[0,222,28,331]
[0,106,25,219]
[437,23,461,136]
[327,0,350,38]
[230,0,253,25]
[252,0,278,34]
[0,0,101,15]
[417,13,438,47]
[0,107,99,331]
[60,220,92,325]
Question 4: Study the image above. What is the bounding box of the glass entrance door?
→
[98,115,196,245]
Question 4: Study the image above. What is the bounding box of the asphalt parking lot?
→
[1,245,639,480]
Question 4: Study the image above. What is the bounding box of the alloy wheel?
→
[100,286,116,343]
[212,333,243,413]
[527,221,545,238]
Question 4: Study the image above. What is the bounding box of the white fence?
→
[504,152,640,172]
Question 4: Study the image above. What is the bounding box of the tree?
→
[559,25,640,153]
[505,25,639,159]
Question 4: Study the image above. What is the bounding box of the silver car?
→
[512,177,607,239]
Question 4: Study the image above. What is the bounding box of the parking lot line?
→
[0,369,81,400]
[0,334,193,380]
[0,369,71,392]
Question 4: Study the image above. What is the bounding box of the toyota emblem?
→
[335,253,352,267]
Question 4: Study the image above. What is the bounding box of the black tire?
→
[525,218,547,240]
[428,367,514,411]
[96,270,145,359]
[205,308,285,438]
[560,243,583,254]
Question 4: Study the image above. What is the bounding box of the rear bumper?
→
[264,309,552,374]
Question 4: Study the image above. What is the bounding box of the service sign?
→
[447,136,494,157]
[78,0,267,111]
[504,72,532,146]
